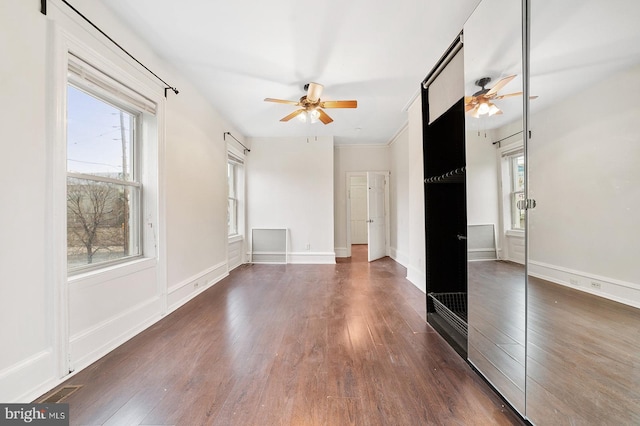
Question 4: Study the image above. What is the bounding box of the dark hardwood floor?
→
[40,245,523,425]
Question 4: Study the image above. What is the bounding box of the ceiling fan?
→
[465,75,534,118]
[264,82,357,124]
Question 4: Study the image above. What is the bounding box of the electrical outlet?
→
[591,281,602,290]
[569,278,579,286]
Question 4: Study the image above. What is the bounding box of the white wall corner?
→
[334,247,349,258]
[390,247,410,269]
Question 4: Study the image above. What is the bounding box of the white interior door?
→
[350,177,368,244]
[367,172,386,261]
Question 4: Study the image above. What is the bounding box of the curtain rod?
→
[224,132,250,153]
[41,0,179,97]
[492,130,530,145]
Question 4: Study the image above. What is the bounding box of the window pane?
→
[228,163,236,198]
[67,177,139,269]
[512,192,525,229]
[512,155,525,192]
[228,198,237,235]
[67,85,135,181]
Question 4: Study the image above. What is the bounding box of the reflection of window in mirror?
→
[509,154,525,230]
[499,145,525,241]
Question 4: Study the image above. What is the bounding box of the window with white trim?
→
[227,149,245,237]
[500,146,525,231]
[228,162,238,236]
[506,151,525,230]
[66,55,155,272]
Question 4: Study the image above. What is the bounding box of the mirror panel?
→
[527,0,640,423]
[464,0,526,415]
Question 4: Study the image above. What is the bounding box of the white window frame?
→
[65,55,154,274]
[498,143,525,238]
[228,161,238,236]
[227,146,245,242]
[509,153,525,230]
[48,8,166,379]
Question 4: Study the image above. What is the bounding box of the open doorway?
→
[345,171,390,261]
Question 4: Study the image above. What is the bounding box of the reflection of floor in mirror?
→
[468,260,526,345]
[526,276,640,425]
[468,260,527,412]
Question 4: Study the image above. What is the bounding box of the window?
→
[227,149,245,238]
[509,153,525,230]
[66,55,155,272]
[228,162,238,236]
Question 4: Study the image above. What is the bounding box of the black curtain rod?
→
[41,0,178,97]
[224,132,250,153]
[492,130,529,145]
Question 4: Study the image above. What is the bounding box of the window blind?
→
[68,53,157,115]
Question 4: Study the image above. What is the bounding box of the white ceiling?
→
[99,0,482,145]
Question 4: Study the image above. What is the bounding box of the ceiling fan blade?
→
[317,108,333,124]
[485,75,517,97]
[307,82,324,103]
[465,102,476,112]
[319,100,358,109]
[280,109,305,122]
[265,98,300,105]
[493,92,523,100]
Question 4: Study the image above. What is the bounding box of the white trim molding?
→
[287,252,337,264]
[528,260,640,310]
[167,262,229,313]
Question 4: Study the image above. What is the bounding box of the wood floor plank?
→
[40,246,523,425]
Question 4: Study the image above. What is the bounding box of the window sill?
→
[506,229,525,238]
[228,234,244,244]
[68,256,156,286]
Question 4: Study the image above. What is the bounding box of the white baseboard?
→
[528,260,640,309]
[69,297,163,373]
[167,261,229,313]
[390,247,409,268]
[334,247,349,258]
[0,350,56,403]
[287,252,336,264]
[406,265,426,293]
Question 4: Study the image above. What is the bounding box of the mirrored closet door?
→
[525,0,640,423]
[464,0,526,416]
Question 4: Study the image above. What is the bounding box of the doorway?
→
[345,171,390,261]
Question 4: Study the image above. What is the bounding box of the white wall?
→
[389,126,410,266]
[247,136,335,264]
[334,145,390,256]
[407,96,426,291]
[465,130,499,228]
[528,64,640,307]
[0,0,240,402]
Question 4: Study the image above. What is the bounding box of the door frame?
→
[345,171,391,258]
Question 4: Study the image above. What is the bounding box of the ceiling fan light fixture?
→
[309,108,320,124]
[488,103,500,116]
[477,102,490,115]
[297,111,308,122]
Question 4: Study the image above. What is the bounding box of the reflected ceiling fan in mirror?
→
[264,82,357,124]
[465,75,536,118]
